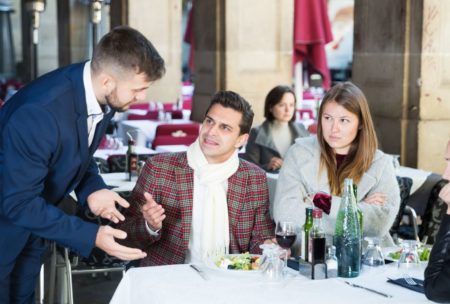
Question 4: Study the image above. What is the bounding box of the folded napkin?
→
[387,277,424,294]
[313,192,332,215]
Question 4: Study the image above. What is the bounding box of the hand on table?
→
[363,192,387,206]
[95,225,147,261]
[268,157,283,171]
[87,189,130,223]
[264,237,292,258]
[141,192,166,231]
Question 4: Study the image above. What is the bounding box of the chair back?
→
[129,103,150,110]
[390,177,413,238]
[154,123,199,136]
[419,179,449,244]
[307,123,318,134]
[128,110,159,120]
[167,109,183,119]
[152,123,200,149]
[297,109,315,120]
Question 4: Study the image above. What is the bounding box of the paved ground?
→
[36,267,122,304]
[73,271,122,304]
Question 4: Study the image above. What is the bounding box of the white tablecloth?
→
[101,173,137,193]
[94,146,156,161]
[110,263,430,304]
[155,145,188,153]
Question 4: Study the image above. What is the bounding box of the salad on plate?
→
[385,245,431,262]
[215,252,261,271]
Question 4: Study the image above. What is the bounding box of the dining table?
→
[109,261,431,304]
[101,172,138,193]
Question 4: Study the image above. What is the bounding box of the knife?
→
[190,264,209,281]
[344,281,393,298]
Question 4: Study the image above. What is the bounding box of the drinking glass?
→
[259,243,285,282]
[397,240,420,275]
[275,221,297,250]
[362,237,385,267]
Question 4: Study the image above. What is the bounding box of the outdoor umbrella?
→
[293,0,333,90]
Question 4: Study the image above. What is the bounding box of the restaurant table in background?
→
[155,145,188,153]
[110,262,430,304]
[117,119,193,147]
[94,146,156,161]
[101,173,137,193]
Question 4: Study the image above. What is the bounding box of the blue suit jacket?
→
[0,63,115,264]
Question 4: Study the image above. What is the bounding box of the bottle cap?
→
[312,208,322,218]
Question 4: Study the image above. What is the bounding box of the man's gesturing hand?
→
[95,226,147,261]
[141,192,165,231]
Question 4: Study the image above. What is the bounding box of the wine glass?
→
[397,240,420,277]
[275,221,297,275]
[275,221,297,250]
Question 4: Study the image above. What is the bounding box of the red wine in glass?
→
[276,232,297,249]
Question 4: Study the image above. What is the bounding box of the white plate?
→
[205,254,262,275]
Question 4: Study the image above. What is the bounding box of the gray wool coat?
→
[273,136,400,247]
[243,120,309,172]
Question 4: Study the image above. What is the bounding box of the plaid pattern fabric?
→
[117,152,275,266]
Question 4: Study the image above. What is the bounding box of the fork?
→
[403,274,423,286]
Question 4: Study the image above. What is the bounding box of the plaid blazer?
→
[118,152,275,266]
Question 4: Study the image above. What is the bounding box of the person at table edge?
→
[0,26,165,303]
[117,91,275,266]
[424,140,450,302]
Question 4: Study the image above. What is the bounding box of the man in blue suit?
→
[0,26,165,303]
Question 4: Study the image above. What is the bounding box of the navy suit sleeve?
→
[75,158,107,206]
[0,105,98,257]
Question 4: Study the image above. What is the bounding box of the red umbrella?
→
[293,0,333,89]
[184,5,194,72]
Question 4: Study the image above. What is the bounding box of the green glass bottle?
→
[334,178,361,278]
[353,184,364,235]
[301,207,313,261]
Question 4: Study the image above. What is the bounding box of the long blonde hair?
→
[317,82,378,195]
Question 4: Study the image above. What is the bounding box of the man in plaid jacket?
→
[118,91,275,266]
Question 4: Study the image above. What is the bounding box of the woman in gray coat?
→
[273,82,400,248]
[243,85,309,172]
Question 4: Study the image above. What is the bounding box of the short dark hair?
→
[91,26,165,81]
[264,85,296,122]
[205,91,254,135]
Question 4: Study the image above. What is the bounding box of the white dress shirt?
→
[83,61,108,146]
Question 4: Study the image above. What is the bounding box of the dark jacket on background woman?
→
[243,120,308,172]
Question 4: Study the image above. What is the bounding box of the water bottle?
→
[334,178,361,278]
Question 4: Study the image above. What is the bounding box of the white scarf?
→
[187,139,239,261]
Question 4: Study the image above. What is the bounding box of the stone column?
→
[129,0,182,103]
[353,0,450,172]
[191,0,294,124]
[417,0,450,172]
